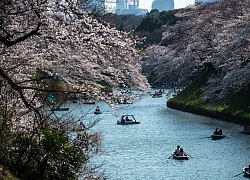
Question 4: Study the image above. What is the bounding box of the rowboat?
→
[94,106,102,114]
[241,126,250,134]
[211,134,226,140]
[94,110,102,114]
[243,166,250,178]
[49,107,69,111]
[117,114,140,125]
[241,130,250,135]
[171,152,189,160]
[83,100,95,104]
[152,93,162,98]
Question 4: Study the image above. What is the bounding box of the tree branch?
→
[0,22,41,47]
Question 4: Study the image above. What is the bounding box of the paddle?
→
[233,172,243,177]
[180,147,193,158]
[196,136,211,139]
[167,155,173,159]
[185,152,193,158]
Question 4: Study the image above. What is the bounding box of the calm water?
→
[67,90,250,180]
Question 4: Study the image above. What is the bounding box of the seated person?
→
[179,148,186,156]
[95,106,100,112]
[214,128,219,135]
[79,122,86,130]
[174,145,180,156]
[244,125,250,131]
[125,116,132,121]
[218,129,222,135]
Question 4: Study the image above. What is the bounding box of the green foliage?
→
[6,129,86,180]
[102,13,144,32]
[168,69,211,108]
[168,68,250,121]
[135,9,180,33]
[226,89,250,118]
[134,9,180,48]
[102,86,112,93]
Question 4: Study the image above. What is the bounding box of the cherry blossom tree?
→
[0,0,149,179]
[144,0,250,102]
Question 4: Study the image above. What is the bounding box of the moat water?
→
[66,89,250,180]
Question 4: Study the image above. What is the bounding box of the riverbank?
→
[166,70,250,126]
[167,100,250,125]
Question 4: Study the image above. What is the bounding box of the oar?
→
[196,136,211,139]
[185,152,193,158]
[167,155,173,159]
[233,172,243,177]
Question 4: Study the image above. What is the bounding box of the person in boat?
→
[244,125,248,130]
[95,106,100,112]
[214,128,219,135]
[244,125,250,131]
[218,129,222,135]
[125,116,132,121]
[174,145,180,156]
[179,148,186,156]
[79,122,86,130]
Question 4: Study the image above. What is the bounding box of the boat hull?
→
[172,152,189,160]
[117,121,140,125]
[243,167,250,178]
[117,114,140,125]
[152,94,162,98]
[94,111,102,114]
[211,134,226,140]
[84,102,95,104]
[241,130,250,135]
[50,107,69,111]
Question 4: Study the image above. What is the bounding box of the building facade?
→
[115,0,147,15]
[151,0,174,12]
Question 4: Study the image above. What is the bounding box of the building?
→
[80,0,148,15]
[151,0,174,12]
[115,0,148,15]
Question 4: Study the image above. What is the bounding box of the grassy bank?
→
[167,69,250,125]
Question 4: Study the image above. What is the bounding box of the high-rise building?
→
[115,0,147,15]
[151,0,174,12]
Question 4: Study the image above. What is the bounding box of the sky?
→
[139,0,195,11]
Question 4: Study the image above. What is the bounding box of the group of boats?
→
[168,127,250,178]
[169,151,250,177]
[48,90,250,178]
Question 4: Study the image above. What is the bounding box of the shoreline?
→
[167,101,250,126]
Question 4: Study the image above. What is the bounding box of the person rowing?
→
[174,145,180,156]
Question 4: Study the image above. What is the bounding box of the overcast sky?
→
[139,0,195,11]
